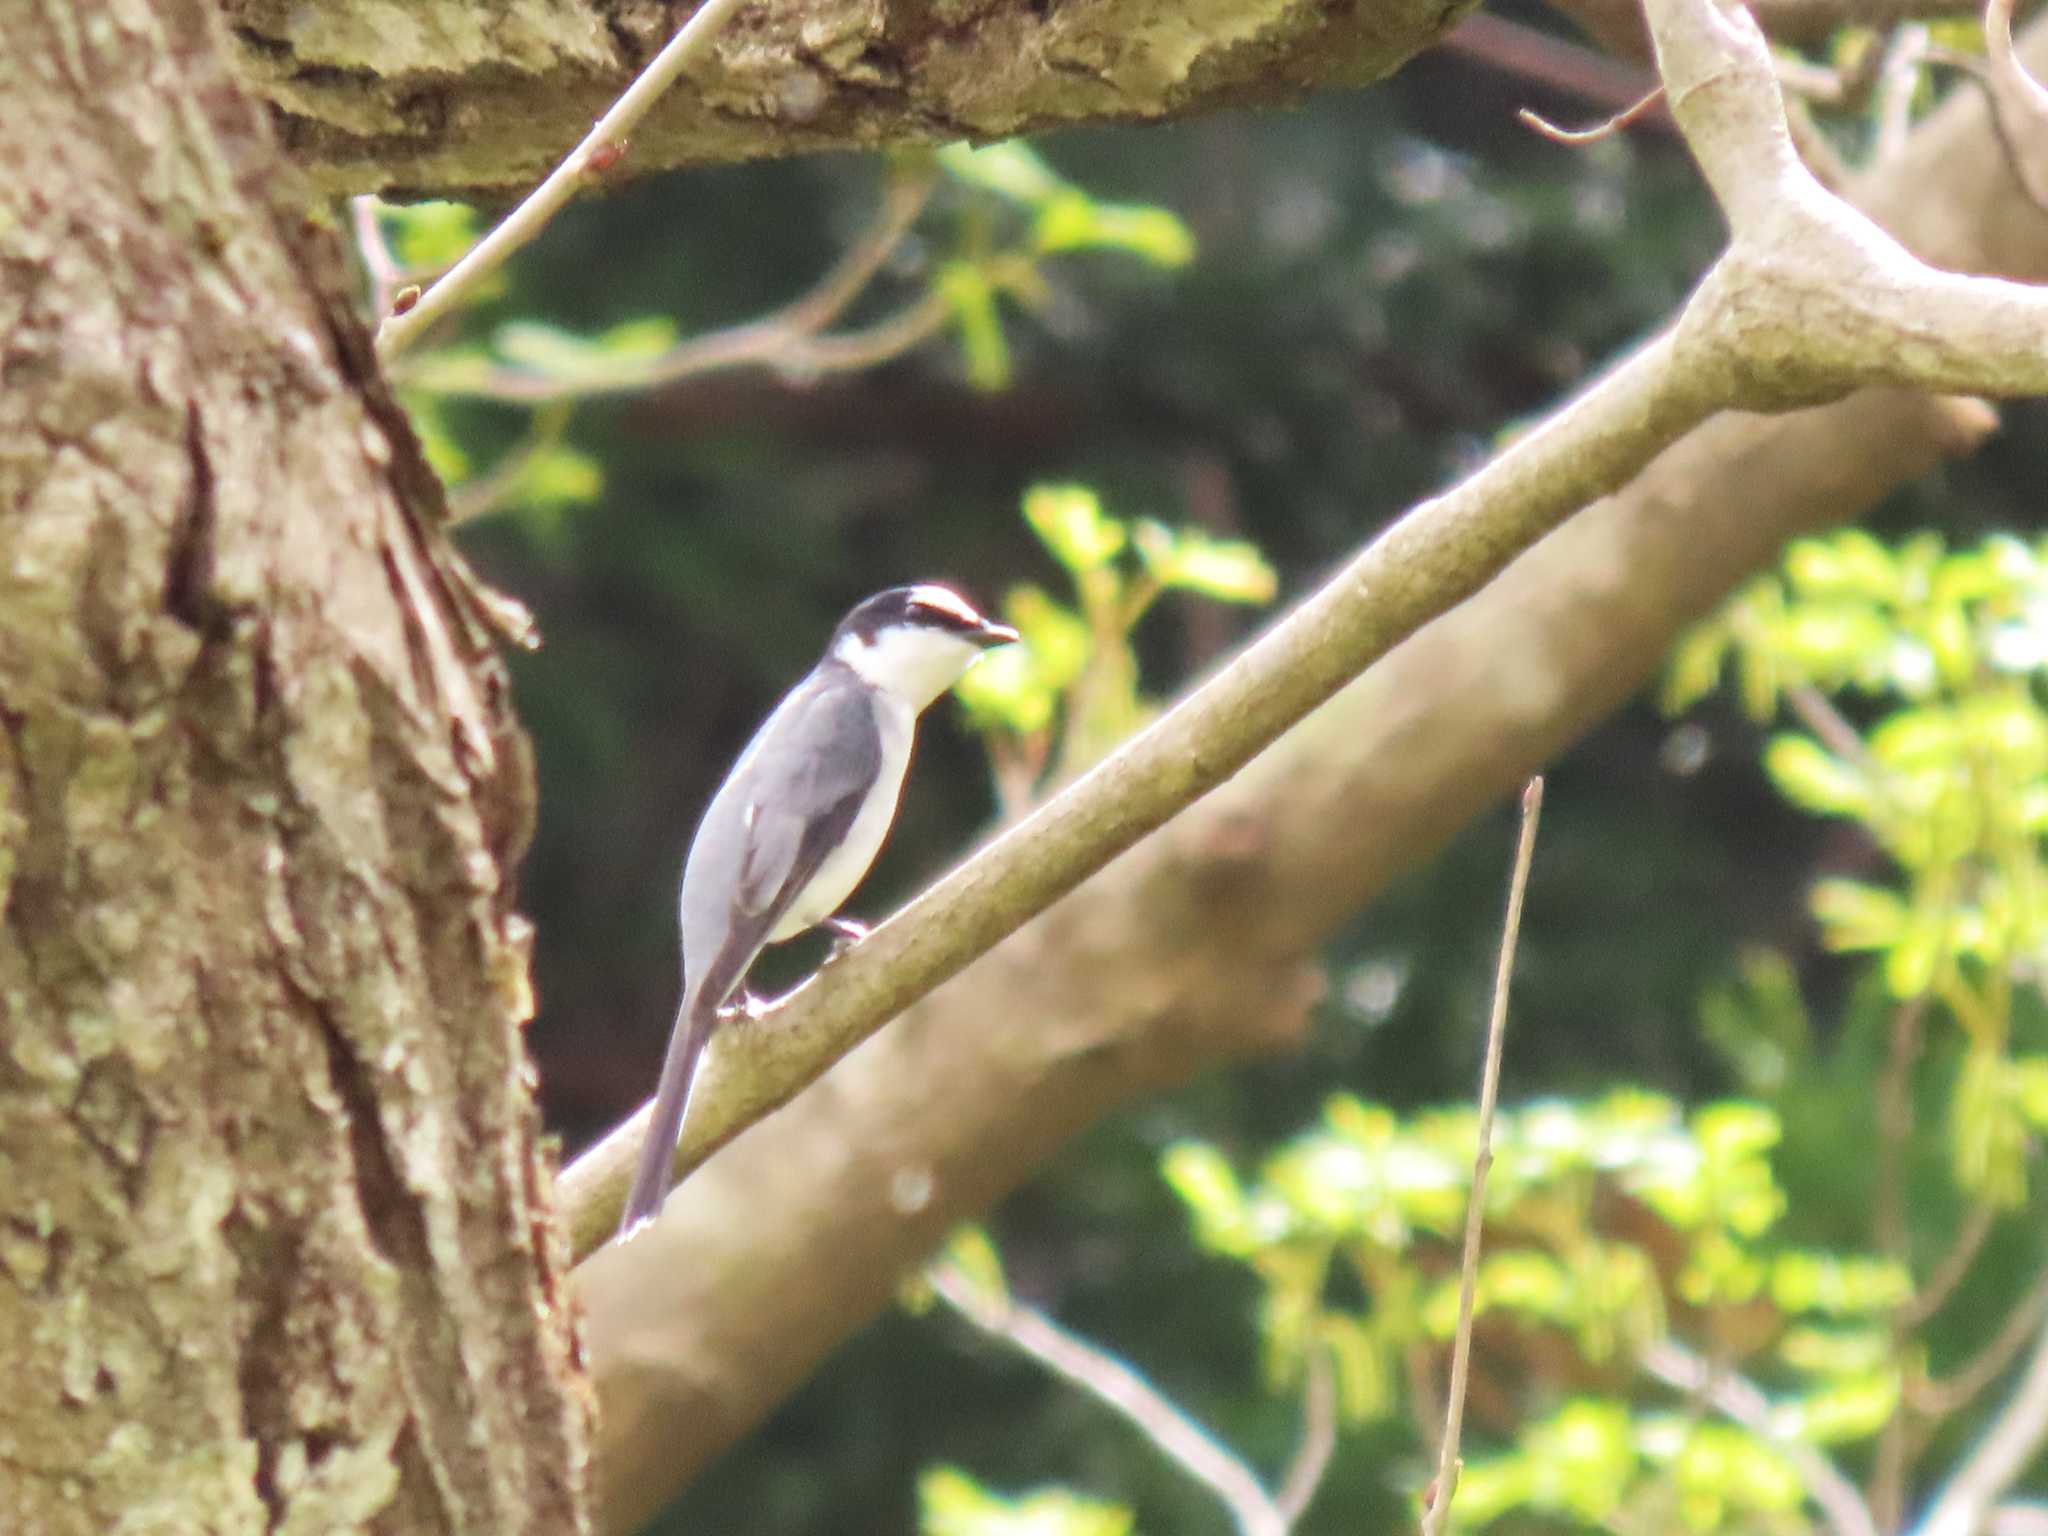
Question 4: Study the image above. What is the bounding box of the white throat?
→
[833,626,985,709]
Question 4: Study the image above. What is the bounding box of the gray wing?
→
[733,675,881,920]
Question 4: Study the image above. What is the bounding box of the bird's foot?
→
[821,915,869,960]
[715,990,767,1024]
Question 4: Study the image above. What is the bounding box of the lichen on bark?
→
[0,3,588,1532]
[219,0,1478,196]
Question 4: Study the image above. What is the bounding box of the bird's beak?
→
[976,618,1022,647]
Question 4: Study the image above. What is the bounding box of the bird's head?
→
[830,584,1020,707]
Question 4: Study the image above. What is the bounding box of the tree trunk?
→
[0,4,588,1533]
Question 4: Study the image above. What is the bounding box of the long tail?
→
[616,988,717,1241]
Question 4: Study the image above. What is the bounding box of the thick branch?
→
[229,0,1474,197]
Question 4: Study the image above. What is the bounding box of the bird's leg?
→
[714,990,767,1023]
[820,914,869,960]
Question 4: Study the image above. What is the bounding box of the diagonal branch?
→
[560,0,2048,1261]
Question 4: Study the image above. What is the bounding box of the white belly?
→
[768,697,914,941]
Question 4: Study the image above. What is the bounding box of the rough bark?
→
[575,21,2048,1534]
[220,0,2018,196]
[0,4,588,1533]
[228,0,1478,197]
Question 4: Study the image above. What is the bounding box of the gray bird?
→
[617,584,1019,1240]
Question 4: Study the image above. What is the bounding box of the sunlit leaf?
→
[1023,485,1126,571]
[1035,194,1197,268]
[1161,1142,1258,1255]
[1763,735,1871,819]
[938,262,1012,390]
[380,198,481,272]
[1133,520,1277,604]
[937,141,1069,206]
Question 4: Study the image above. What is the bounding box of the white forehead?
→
[905,585,980,625]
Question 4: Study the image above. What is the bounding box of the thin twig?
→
[1873,995,1926,1264]
[444,401,575,526]
[927,1259,1331,1536]
[1915,1313,2048,1536]
[1899,1203,1997,1332]
[1639,1337,1880,1536]
[1274,1348,1338,1527]
[1786,682,1877,770]
[1988,1503,2048,1536]
[1872,24,1932,168]
[1519,86,1666,144]
[399,168,941,401]
[1912,1264,2048,1419]
[375,0,755,361]
[1420,777,1544,1536]
[351,194,410,320]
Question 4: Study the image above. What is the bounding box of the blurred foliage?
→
[368,11,2048,1533]
[1669,531,2048,1205]
[897,527,2048,1536]
[956,482,1275,806]
[917,1466,1134,1536]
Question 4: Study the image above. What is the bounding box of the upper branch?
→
[229,0,1472,197]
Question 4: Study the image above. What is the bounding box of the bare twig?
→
[1983,0,2048,212]
[1873,25,1933,167]
[1900,1203,1998,1331]
[1912,1264,2048,1419]
[1786,682,1877,771]
[351,194,410,320]
[445,402,575,526]
[1274,1349,1338,1527]
[1640,1337,1881,1536]
[1873,995,1928,1263]
[1915,1313,2048,1536]
[399,168,941,401]
[927,1260,1333,1536]
[1988,1503,2048,1536]
[1420,776,1544,1536]
[375,0,754,362]
[1519,86,1667,144]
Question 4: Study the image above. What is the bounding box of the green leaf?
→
[1809,879,1909,954]
[513,444,603,510]
[1783,530,1898,601]
[1132,521,1278,604]
[1777,1324,1891,1377]
[379,199,481,271]
[939,1225,1009,1304]
[917,1467,1134,1536]
[406,396,471,484]
[1023,485,1126,572]
[488,316,677,381]
[1950,1047,2032,1206]
[1161,1142,1258,1255]
[1663,621,1731,715]
[1771,1371,1900,1444]
[1034,193,1197,268]
[937,262,1011,390]
[936,141,1069,206]
[1769,1251,1911,1316]
[2014,1056,2048,1129]
[1763,735,1871,819]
